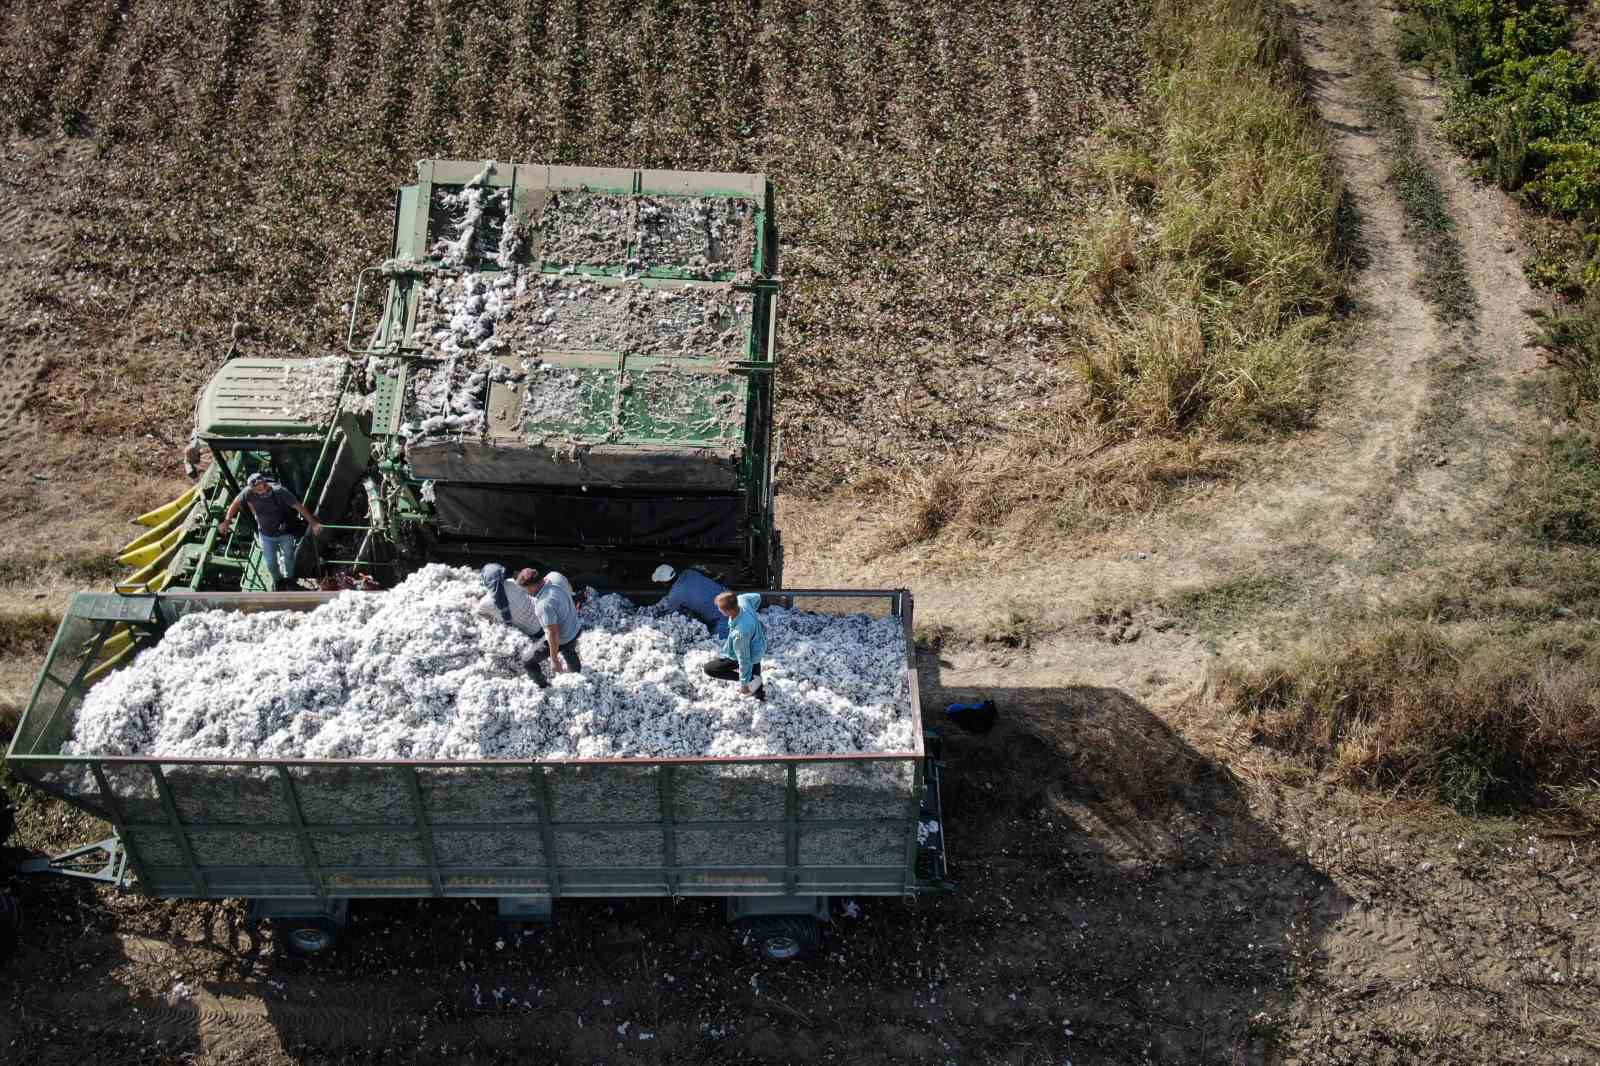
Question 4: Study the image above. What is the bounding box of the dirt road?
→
[2,1,1598,1063]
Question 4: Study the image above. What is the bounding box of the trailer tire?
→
[273,917,339,958]
[733,916,820,963]
[0,891,20,962]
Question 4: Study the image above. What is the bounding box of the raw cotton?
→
[66,565,915,762]
[272,356,346,423]
[403,270,753,443]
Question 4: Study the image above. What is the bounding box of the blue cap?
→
[480,563,505,590]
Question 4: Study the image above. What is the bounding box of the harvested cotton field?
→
[65,565,915,762]
[3,0,1147,492]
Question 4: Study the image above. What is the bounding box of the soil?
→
[3,3,1600,1065]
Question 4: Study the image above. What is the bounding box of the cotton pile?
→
[65,565,915,761]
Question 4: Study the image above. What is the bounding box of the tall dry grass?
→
[1066,0,1344,432]
[876,0,1344,551]
[1215,622,1600,817]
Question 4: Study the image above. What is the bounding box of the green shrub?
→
[1518,431,1600,545]
[1401,0,1575,83]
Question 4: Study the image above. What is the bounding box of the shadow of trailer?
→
[4,588,948,962]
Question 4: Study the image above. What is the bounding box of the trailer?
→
[5,586,950,961]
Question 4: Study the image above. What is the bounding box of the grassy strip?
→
[1215,621,1600,817]
[1168,572,1303,635]
[877,0,1345,550]
[1217,428,1600,821]
[1355,53,1477,322]
[1080,0,1347,434]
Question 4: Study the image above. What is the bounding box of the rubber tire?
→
[0,892,20,964]
[272,917,339,958]
[733,916,820,963]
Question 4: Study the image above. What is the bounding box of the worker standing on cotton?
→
[217,473,324,591]
[703,591,766,701]
[515,567,584,687]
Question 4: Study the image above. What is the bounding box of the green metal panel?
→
[393,186,422,260]
[196,359,344,439]
[620,356,748,446]
[370,364,406,436]
[518,353,624,441]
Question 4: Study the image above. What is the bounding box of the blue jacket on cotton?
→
[718,592,766,684]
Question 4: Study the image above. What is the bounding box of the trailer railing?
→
[6,588,935,900]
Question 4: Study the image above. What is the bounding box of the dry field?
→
[0,0,1144,496]
[4,1,1600,1064]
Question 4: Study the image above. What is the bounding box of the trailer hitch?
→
[19,836,131,887]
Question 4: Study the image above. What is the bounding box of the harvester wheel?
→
[733,915,820,963]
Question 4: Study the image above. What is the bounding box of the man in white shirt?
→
[476,564,583,687]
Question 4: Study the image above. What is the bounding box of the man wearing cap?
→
[217,474,323,591]
[477,564,584,687]
[703,591,767,701]
[652,565,732,640]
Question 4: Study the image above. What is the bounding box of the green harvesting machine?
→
[3,164,955,961]
[113,161,782,629]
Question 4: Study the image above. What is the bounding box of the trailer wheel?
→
[734,916,820,963]
[273,917,338,958]
[0,891,20,963]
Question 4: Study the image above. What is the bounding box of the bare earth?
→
[2,2,1598,1064]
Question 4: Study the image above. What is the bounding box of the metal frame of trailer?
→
[5,587,950,949]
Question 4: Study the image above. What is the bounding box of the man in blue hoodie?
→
[702,590,766,701]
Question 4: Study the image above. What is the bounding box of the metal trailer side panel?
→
[6,589,935,901]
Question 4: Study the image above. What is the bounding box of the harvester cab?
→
[114,160,783,630]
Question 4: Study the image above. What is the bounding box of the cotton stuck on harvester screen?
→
[64,566,915,761]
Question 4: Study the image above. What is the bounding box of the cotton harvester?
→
[99,161,783,680]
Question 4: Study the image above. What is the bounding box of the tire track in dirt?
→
[788,0,1542,696]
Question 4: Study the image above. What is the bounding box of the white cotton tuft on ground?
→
[65,565,916,761]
